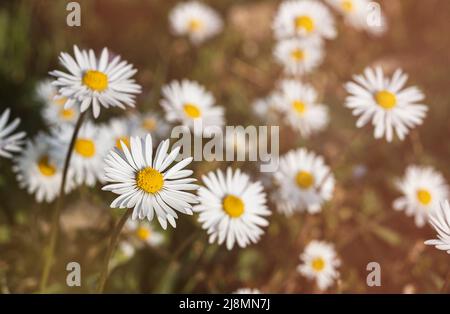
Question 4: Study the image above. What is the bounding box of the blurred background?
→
[0,0,449,293]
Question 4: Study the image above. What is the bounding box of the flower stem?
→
[97,209,132,293]
[39,111,86,292]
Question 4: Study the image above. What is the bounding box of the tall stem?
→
[39,111,86,292]
[97,209,132,293]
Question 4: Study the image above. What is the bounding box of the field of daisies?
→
[0,0,449,294]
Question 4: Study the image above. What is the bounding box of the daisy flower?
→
[273,0,336,40]
[297,240,340,291]
[0,108,26,159]
[13,132,73,203]
[274,80,329,137]
[425,200,450,254]
[160,80,224,136]
[194,167,271,250]
[252,92,280,122]
[125,219,164,247]
[169,1,223,44]
[108,116,140,151]
[50,45,142,118]
[274,38,324,76]
[393,166,449,228]
[133,111,171,143]
[273,148,335,215]
[102,134,199,229]
[233,288,261,294]
[344,67,428,142]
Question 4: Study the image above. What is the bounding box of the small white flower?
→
[297,240,340,291]
[273,0,336,40]
[194,168,271,250]
[394,166,449,228]
[169,1,223,44]
[133,111,171,143]
[233,288,261,294]
[108,116,140,151]
[274,80,329,137]
[344,67,428,142]
[125,219,164,247]
[50,45,142,118]
[252,92,280,122]
[102,134,199,229]
[161,79,224,136]
[425,200,450,254]
[274,38,324,76]
[274,148,335,215]
[0,108,26,159]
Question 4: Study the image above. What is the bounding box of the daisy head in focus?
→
[344,67,428,142]
[133,111,171,143]
[194,167,271,250]
[273,0,336,40]
[274,80,329,138]
[169,1,223,44]
[425,200,450,254]
[102,134,199,229]
[0,108,26,159]
[124,219,164,248]
[233,288,261,294]
[273,148,335,215]
[393,165,449,228]
[50,45,142,118]
[274,38,324,76]
[297,240,340,291]
[160,79,224,136]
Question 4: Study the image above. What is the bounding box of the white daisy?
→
[0,108,26,159]
[425,200,450,254]
[252,92,280,122]
[13,132,73,203]
[133,111,171,143]
[50,45,142,118]
[274,80,329,137]
[108,116,140,151]
[160,79,224,136]
[297,240,340,291]
[273,0,336,40]
[125,219,164,247]
[274,38,324,76]
[102,134,199,229]
[169,1,223,44]
[344,67,428,142]
[393,166,449,228]
[194,168,271,250]
[274,148,335,215]
[233,288,261,294]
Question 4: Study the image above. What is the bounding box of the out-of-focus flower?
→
[233,288,261,294]
[133,112,171,143]
[102,134,199,229]
[50,45,142,118]
[194,167,271,250]
[108,116,140,151]
[252,92,280,122]
[344,67,428,142]
[125,219,164,247]
[394,166,449,228]
[274,148,335,215]
[0,108,26,159]
[297,240,340,291]
[425,200,450,254]
[169,1,223,44]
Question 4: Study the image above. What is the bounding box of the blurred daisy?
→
[252,92,280,122]
[344,67,428,142]
[0,108,26,159]
[393,166,449,228]
[36,79,67,106]
[273,0,336,40]
[274,80,329,137]
[133,112,171,143]
[194,168,271,250]
[297,240,340,291]
[234,288,261,294]
[161,80,224,136]
[425,200,450,254]
[125,219,164,247]
[102,134,199,229]
[42,101,80,126]
[108,117,140,151]
[274,38,324,76]
[13,133,73,203]
[274,148,335,215]
[169,1,223,44]
[50,45,142,118]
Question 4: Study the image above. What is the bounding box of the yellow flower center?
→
[375,90,397,110]
[115,136,130,150]
[59,108,75,120]
[223,194,245,218]
[136,226,151,241]
[74,138,96,158]
[136,167,164,194]
[311,257,325,272]
[341,0,354,12]
[292,100,307,115]
[188,18,204,32]
[291,48,305,61]
[142,118,157,131]
[296,171,314,189]
[37,156,57,177]
[294,15,315,33]
[54,97,68,106]
[417,189,432,205]
[183,103,201,118]
[82,70,109,92]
